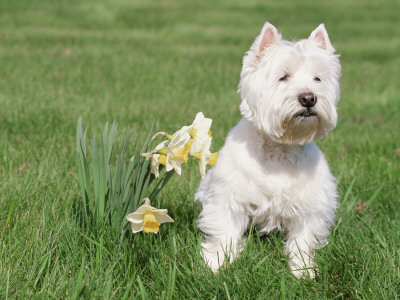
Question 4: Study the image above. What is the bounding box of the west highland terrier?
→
[195,22,341,279]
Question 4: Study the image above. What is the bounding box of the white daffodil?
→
[148,141,168,178]
[191,136,218,177]
[145,131,192,176]
[150,154,161,178]
[126,198,174,234]
[189,112,213,155]
[170,125,192,140]
[168,112,212,155]
[164,130,192,175]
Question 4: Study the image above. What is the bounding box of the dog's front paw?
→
[201,248,223,274]
[289,256,317,279]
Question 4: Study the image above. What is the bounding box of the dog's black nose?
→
[298,93,317,108]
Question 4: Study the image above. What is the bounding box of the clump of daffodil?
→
[142,112,218,178]
[126,198,174,234]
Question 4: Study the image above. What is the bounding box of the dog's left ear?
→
[309,24,335,53]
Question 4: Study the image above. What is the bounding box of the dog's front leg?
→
[285,216,329,279]
[198,202,249,273]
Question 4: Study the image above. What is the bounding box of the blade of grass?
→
[344,178,357,213]
[121,278,134,300]
[71,260,86,300]
[137,276,148,300]
[367,184,384,206]
[223,282,231,300]
[357,215,388,249]
[166,262,176,300]
[74,228,110,255]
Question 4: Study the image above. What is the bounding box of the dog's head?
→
[239,22,341,145]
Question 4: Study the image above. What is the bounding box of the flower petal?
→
[191,134,212,155]
[151,154,160,178]
[173,125,192,137]
[199,157,206,177]
[126,213,144,223]
[127,203,154,219]
[170,159,182,175]
[151,208,169,214]
[165,157,174,172]
[155,213,174,224]
[131,222,143,233]
[131,204,151,215]
[170,131,191,148]
[193,113,212,133]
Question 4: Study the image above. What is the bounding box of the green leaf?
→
[92,134,100,211]
[102,121,109,166]
[107,121,118,163]
[149,170,174,200]
[98,134,107,219]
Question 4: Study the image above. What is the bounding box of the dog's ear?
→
[243,22,281,68]
[309,24,335,53]
[258,22,281,54]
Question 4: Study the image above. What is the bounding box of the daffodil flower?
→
[189,112,213,155]
[150,154,161,178]
[164,130,192,175]
[170,125,192,140]
[166,112,212,155]
[126,198,174,234]
[146,141,168,178]
[191,136,218,177]
[143,131,193,177]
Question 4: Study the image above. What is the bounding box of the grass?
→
[1,0,399,298]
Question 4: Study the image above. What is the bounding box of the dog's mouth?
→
[295,109,317,119]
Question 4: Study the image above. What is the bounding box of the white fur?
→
[195,22,341,279]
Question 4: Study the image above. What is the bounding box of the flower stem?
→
[151,131,166,140]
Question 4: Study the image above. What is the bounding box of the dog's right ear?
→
[258,22,281,54]
[243,22,281,68]
[252,22,282,58]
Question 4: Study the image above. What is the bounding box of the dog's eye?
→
[314,77,321,82]
[279,74,289,82]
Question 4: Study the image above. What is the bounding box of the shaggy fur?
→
[195,22,341,279]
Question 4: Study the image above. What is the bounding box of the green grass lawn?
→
[1,0,400,298]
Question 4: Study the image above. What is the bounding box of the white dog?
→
[195,22,341,279]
